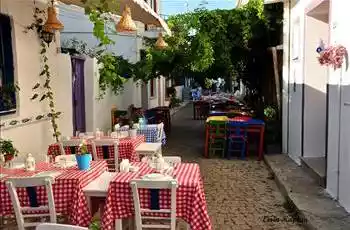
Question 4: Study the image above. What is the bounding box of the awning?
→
[59,0,171,35]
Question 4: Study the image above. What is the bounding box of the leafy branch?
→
[25,7,61,142]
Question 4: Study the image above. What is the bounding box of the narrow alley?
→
[163,104,303,230]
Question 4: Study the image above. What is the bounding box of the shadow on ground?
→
[163,103,304,230]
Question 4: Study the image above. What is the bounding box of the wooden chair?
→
[82,171,117,212]
[156,122,164,143]
[59,139,82,156]
[36,223,88,230]
[5,176,57,230]
[54,154,76,163]
[207,120,227,158]
[135,142,162,159]
[130,179,177,230]
[163,156,181,165]
[91,139,119,172]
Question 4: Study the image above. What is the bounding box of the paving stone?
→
[163,104,304,230]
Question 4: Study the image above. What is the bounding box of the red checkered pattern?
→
[0,161,107,227]
[47,136,145,162]
[101,163,212,230]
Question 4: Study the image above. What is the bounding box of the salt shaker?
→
[25,153,36,171]
[95,128,102,139]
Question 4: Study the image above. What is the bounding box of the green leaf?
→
[32,83,40,90]
[39,94,46,101]
[30,94,38,100]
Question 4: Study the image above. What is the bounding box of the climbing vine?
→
[83,0,127,98]
[25,7,61,142]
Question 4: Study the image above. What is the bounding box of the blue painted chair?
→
[226,121,248,159]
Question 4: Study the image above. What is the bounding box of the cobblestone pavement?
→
[163,103,304,230]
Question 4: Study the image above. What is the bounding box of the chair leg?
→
[227,141,232,159]
[241,142,246,160]
[246,140,249,157]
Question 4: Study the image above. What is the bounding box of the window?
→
[0,14,16,115]
[150,79,156,97]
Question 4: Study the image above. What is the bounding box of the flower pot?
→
[75,154,92,170]
[129,129,137,138]
[5,154,14,162]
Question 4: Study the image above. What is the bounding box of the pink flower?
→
[318,45,347,69]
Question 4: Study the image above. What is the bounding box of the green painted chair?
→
[207,120,227,158]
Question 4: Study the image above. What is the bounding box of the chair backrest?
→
[91,139,119,172]
[163,156,181,165]
[156,122,164,143]
[208,120,227,136]
[227,121,248,137]
[130,179,177,230]
[6,176,56,230]
[59,139,82,156]
[36,223,88,230]
[54,154,76,163]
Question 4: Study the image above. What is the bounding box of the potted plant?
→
[264,105,281,154]
[128,120,137,138]
[76,139,92,170]
[0,138,19,163]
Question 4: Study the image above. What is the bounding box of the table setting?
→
[0,158,108,227]
[102,156,212,230]
[47,135,145,163]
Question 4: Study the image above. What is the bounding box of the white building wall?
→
[327,0,350,212]
[0,0,73,162]
[303,14,328,158]
[59,3,167,114]
[284,0,350,213]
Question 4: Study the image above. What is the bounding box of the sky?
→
[160,0,237,17]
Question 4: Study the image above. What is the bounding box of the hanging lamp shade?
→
[116,5,137,32]
[155,33,168,49]
[44,3,64,32]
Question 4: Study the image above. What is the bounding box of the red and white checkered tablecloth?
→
[0,161,107,227]
[47,135,145,162]
[101,163,212,230]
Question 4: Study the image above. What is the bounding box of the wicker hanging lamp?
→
[155,33,168,49]
[44,0,64,32]
[116,5,137,32]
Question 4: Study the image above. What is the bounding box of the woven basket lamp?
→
[116,5,137,32]
[155,33,168,49]
[44,0,64,32]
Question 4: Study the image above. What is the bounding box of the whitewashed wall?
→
[327,0,350,212]
[283,0,307,164]
[303,13,328,158]
[0,0,73,162]
[284,0,350,213]
[59,3,167,116]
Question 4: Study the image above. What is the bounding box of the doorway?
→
[71,56,86,135]
[300,0,330,187]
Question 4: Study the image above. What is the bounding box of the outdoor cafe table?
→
[0,161,108,227]
[204,116,265,160]
[47,135,145,162]
[117,124,166,145]
[101,162,212,230]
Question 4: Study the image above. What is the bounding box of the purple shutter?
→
[71,56,86,135]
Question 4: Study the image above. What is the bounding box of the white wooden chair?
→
[54,154,76,163]
[156,122,164,143]
[58,139,82,156]
[91,139,119,172]
[36,223,88,230]
[82,171,117,211]
[5,176,56,230]
[163,156,182,165]
[130,179,177,230]
[135,142,162,159]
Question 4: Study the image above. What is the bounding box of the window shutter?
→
[0,14,14,85]
[0,13,16,114]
